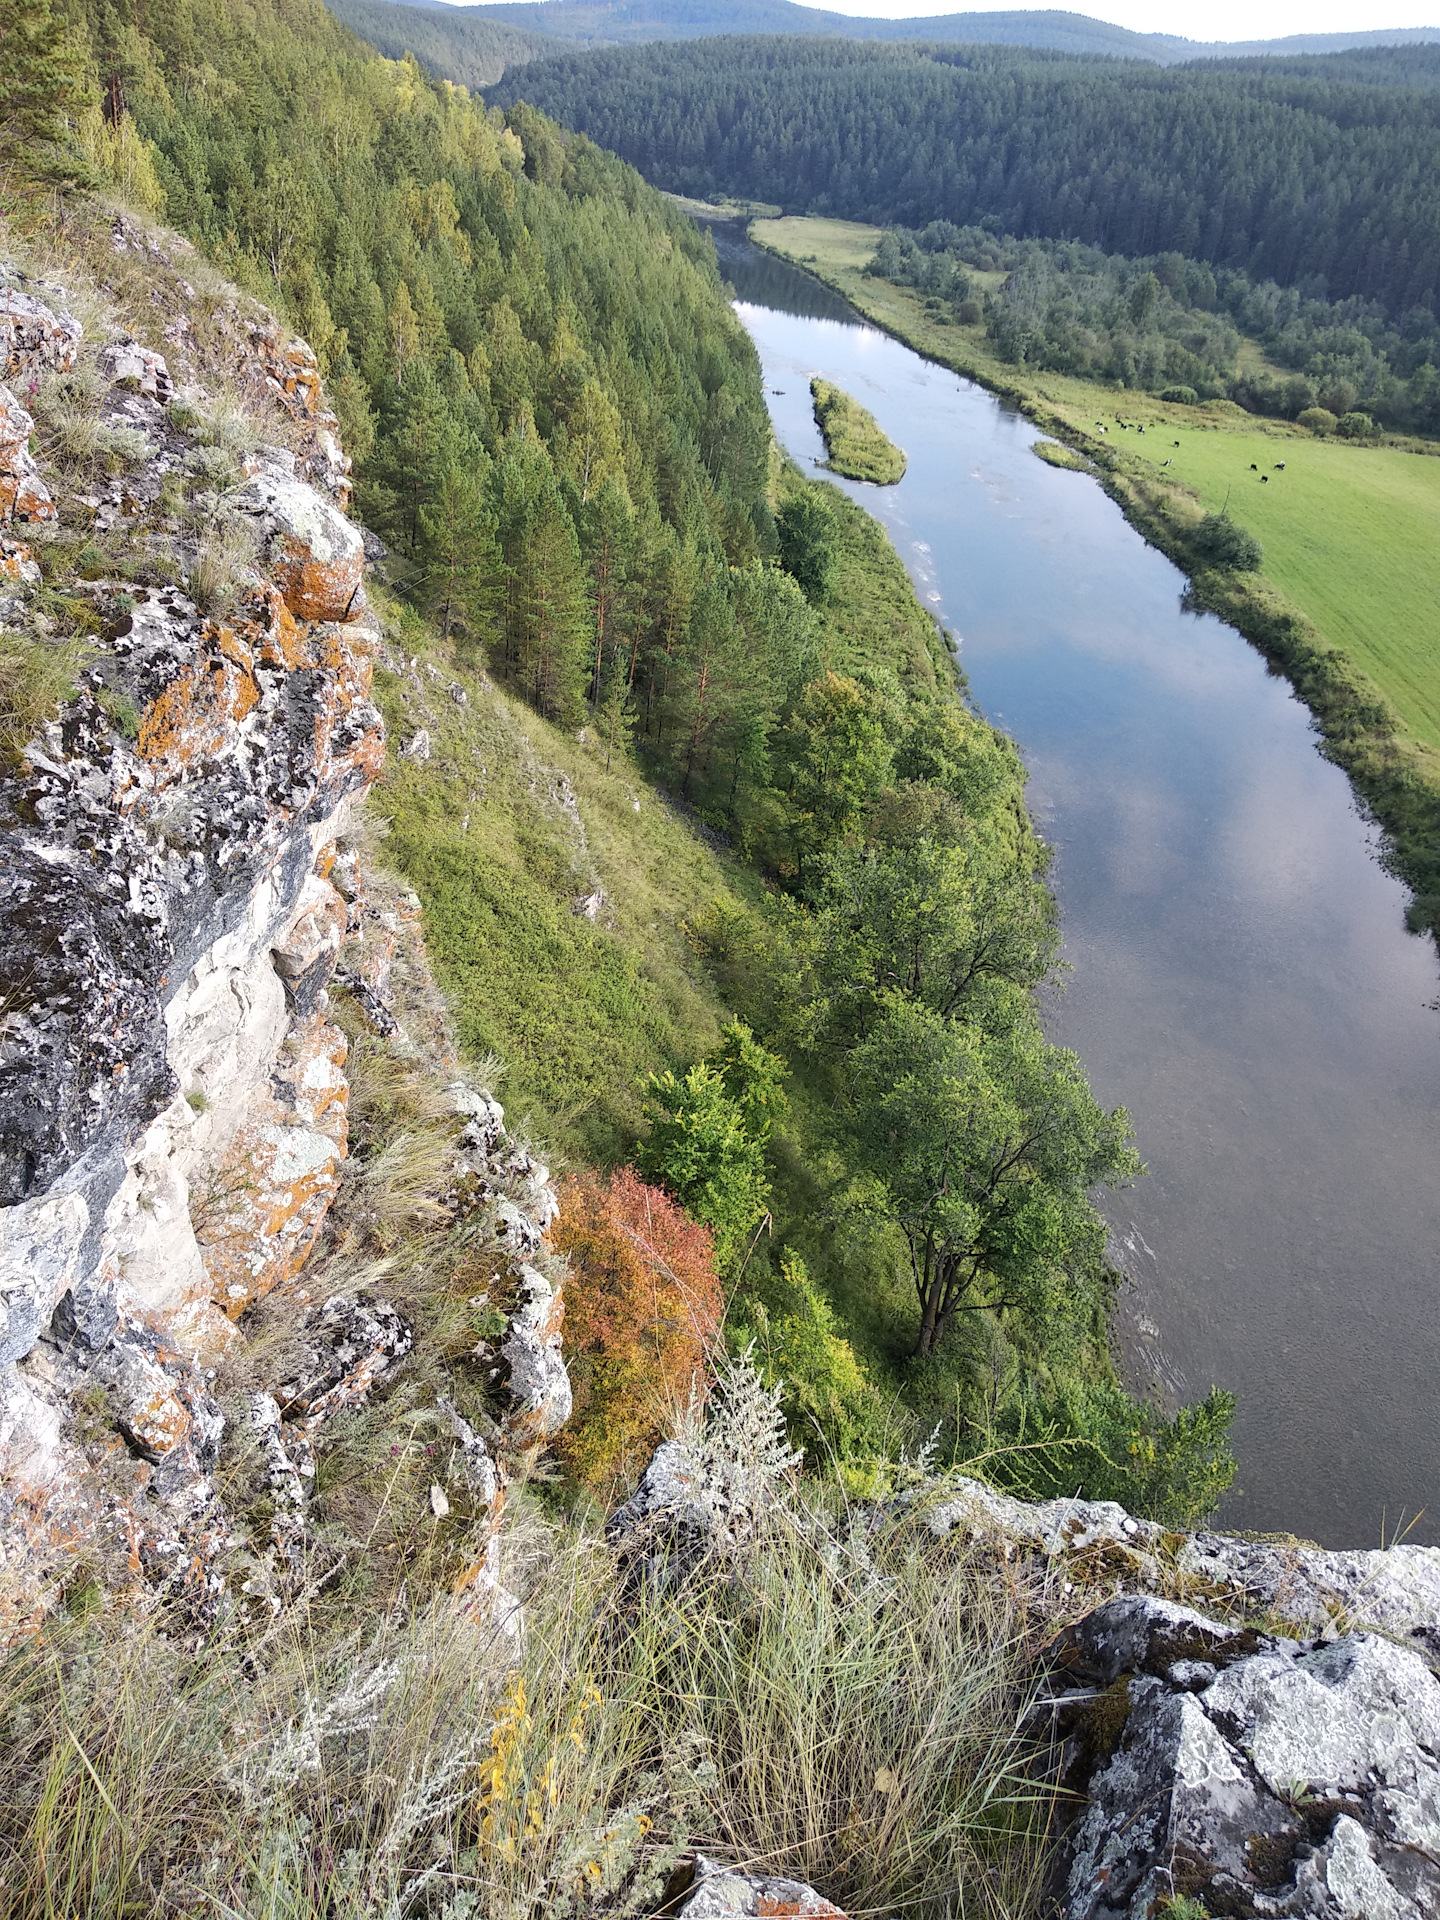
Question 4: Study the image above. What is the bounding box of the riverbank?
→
[750,215,1440,939]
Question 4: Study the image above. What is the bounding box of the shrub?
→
[1336,410,1377,439]
[1191,513,1263,571]
[736,1253,882,1468]
[1158,385,1198,405]
[637,1022,785,1267]
[551,1166,723,1487]
[1297,406,1338,436]
[956,296,983,325]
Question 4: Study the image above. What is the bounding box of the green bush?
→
[1159,384,1198,404]
[1192,513,1263,571]
[1297,406,1338,436]
[1336,410,1377,439]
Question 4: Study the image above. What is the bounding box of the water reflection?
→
[705,231,1440,1547]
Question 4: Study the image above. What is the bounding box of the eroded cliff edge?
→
[0,217,567,1635]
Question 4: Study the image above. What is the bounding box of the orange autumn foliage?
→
[550,1166,723,1488]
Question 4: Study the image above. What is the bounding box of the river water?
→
[706,220,1440,1547]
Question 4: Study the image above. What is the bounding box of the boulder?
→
[97,340,174,402]
[675,1850,844,1912]
[236,463,365,622]
[1048,1595,1440,1918]
[677,1859,845,1920]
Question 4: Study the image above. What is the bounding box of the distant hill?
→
[486,36,1440,316]
[328,0,554,81]
[332,0,1440,70]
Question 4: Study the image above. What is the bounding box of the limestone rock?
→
[0,535,40,585]
[0,384,54,522]
[1180,1530,1440,1666]
[0,281,81,378]
[195,1011,350,1319]
[677,1857,845,1920]
[97,339,174,401]
[925,1477,1440,1659]
[236,463,365,622]
[1048,1595,1440,1918]
[500,1262,571,1444]
[277,1295,414,1429]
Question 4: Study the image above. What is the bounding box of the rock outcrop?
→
[1043,1594,1440,1917]
[925,1477,1440,1665]
[0,235,567,1638]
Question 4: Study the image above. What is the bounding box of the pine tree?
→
[507,482,592,725]
[417,460,501,650]
[0,0,85,190]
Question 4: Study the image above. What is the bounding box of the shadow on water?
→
[696,216,861,325]
[696,221,1440,1548]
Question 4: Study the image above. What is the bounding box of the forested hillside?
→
[488,39,1440,319]
[49,0,1235,1513]
[326,0,555,84]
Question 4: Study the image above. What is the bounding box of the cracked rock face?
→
[1047,1595,1440,1918]
[0,259,385,1618]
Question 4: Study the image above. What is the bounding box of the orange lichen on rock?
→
[136,628,261,773]
[196,1013,350,1319]
[0,538,36,581]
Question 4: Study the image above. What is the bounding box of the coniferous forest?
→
[488,38,1440,324]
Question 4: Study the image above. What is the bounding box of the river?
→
[704,219,1440,1548]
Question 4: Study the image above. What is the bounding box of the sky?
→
[790,0,1438,36]
[440,0,1440,45]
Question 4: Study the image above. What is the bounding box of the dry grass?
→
[0,634,88,763]
[181,514,258,616]
[0,1464,1052,1920]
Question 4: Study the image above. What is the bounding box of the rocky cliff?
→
[0,216,567,1638]
[2,209,1436,1920]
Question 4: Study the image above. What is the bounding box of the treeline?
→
[872,222,1440,433]
[487,38,1440,321]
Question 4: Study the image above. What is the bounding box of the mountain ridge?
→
[333,0,1440,68]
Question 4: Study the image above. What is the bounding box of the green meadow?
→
[753,216,1440,760]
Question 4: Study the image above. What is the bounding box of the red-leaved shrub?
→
[550,1167,723,1488]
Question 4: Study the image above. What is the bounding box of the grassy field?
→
[811,376,907,484]
[753,216,1440,758]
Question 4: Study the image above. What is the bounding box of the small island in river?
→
[811,375,906,483]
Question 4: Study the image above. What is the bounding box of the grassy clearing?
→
[811,376,906,485]
[1132,425,1440,752]
[752,215,1440,929]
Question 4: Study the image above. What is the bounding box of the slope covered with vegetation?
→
[43,0,1237,1513]
[327,0,556,85]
